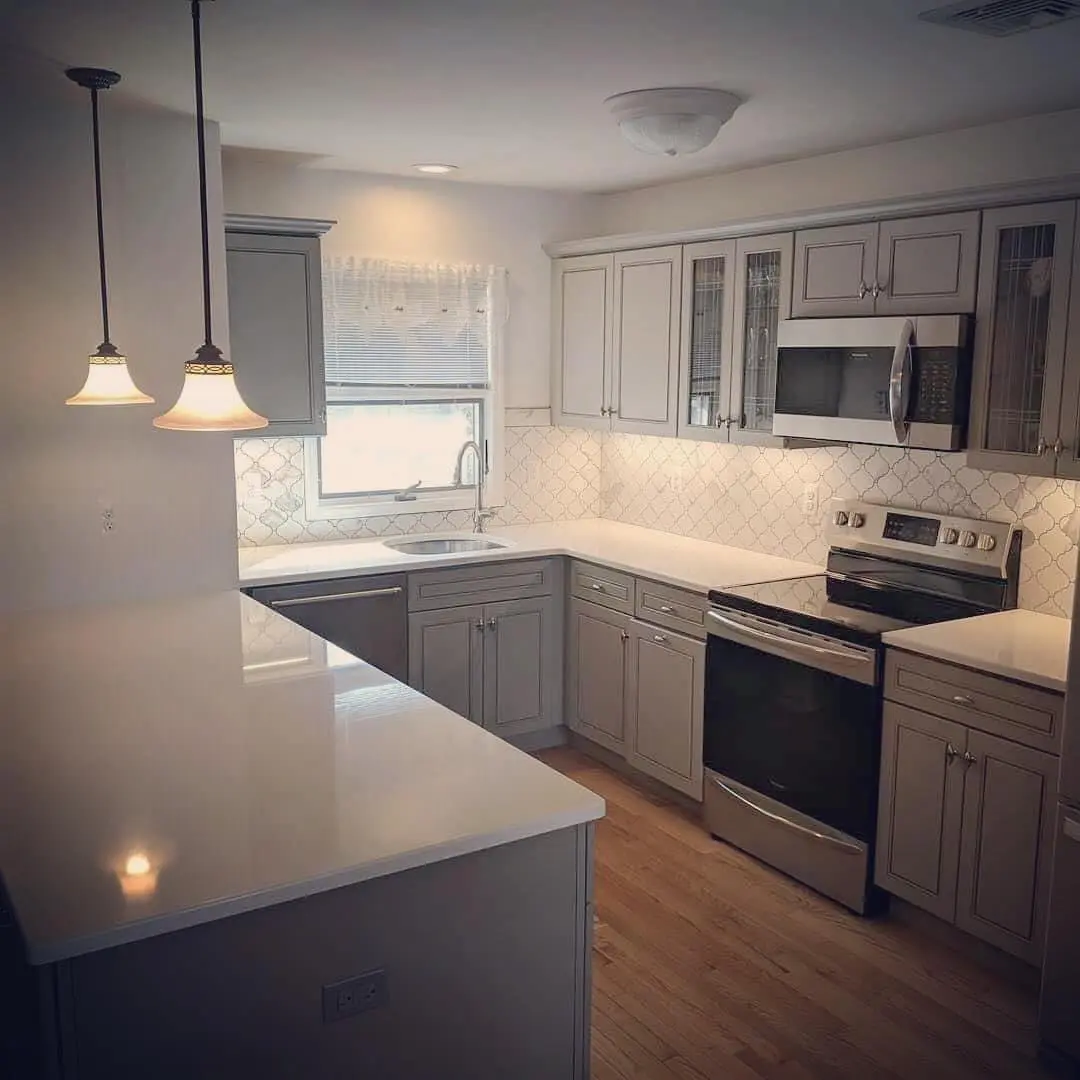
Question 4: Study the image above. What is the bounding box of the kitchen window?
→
[304,258,507,520]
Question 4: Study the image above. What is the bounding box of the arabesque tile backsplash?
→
[235,428,1080,618]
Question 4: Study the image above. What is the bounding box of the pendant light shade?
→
[154,0,267,432]
[65,67,154,406]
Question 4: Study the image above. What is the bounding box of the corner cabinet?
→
[967,202,1076,476]
[225,215,334,437]
[792,211,980,318]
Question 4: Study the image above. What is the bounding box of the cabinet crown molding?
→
[225,213,336,237]
[543,174,1080,258]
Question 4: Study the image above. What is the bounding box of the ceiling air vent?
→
[919,0,1080,35]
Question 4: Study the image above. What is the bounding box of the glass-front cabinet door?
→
[677,239,737,442]
[728,233,794,445]
[968,202,1076,476]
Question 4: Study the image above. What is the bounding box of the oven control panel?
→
[825,499,1017,575]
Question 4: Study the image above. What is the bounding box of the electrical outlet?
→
[101,506,115,534]
[322,969,387,1023]
[802,484,819,519]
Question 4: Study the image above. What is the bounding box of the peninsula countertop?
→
[0,592,604,965]
[238,519,823,592]
[882,609,1071,693]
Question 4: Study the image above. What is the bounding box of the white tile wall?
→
[234,426,602,547]
[234,429,1080,618]
[602,434,1080,618]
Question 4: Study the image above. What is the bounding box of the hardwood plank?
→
[535,748,1052,1080]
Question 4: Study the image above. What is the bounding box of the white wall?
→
[598,108,1080,236]
[222,153,598,410]
[0,52,238,613]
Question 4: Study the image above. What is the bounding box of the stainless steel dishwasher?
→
[247,574,408,682]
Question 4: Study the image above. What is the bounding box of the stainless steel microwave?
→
[773,315,971,450]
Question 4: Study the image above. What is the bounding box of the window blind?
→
[323,258,506,389]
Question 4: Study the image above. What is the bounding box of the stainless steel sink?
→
[383,536,508,556]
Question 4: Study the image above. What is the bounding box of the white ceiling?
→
[6,0,1080,193]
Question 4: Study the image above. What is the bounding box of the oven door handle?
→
[705,610,869,666]
[889,318,914,445]
[709,775,863,855]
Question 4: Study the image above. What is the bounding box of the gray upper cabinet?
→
[728,233,794,444]
[793,212,979,318]
[676,239,737,443]
[408,606,485,724]
[611,247,683,437]
[552,254,613,431]
[566,597,630,755]
[876,702,967,922]
[625,621,705,800]
[225,218,332,437]
[482,596,559,739]
[955,730,1057,965]
[792,222,878,317]
[874,212,980,315]
[967,202,1076,476]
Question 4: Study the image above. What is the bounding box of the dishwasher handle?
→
[270,586,404,609]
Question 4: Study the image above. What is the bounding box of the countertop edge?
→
[881,639,1067,695]
[25,797,605,966]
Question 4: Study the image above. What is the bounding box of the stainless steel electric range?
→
[703,499,1022,914]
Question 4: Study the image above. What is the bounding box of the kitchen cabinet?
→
[676,239,737,442]
[552,253,613,430]
[611,246,683,436]
[878,650,1062,965]
[792,211,979,318]
[625,621,705,800]
[566,597,631,754]
[225,217,332,437]
[729,233,795,444]
[967,202,1076,476]
[248,574,409,682]
[408,605,485,724]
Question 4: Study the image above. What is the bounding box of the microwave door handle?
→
[889,319,914,445]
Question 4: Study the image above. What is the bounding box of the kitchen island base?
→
[28,824,594,1080]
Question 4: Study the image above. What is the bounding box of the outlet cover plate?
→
[322,969,387,1023]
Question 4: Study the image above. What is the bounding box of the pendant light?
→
[154,0,267,432]
[65,68,154,406]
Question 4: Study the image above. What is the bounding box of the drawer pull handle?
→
[659,605,675,614]
[653,634,668,645]
[590,583,605,592]
[951,694,975,706]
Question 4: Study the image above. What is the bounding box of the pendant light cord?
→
[192,0,213,347]
[89,86,111,346]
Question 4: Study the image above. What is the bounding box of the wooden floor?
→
[537,747,1054,1080]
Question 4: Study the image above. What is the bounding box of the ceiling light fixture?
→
[64,68,155,407]
[606,87,743,157]
[154,0,267,432]
[413,163,458,174]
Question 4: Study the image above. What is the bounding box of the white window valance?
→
[322,258,508,389]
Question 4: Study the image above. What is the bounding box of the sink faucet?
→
[452,440,494,533]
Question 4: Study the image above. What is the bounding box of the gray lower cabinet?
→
[877,696,1058,964]
[409,597,559,738]
[625,621,705,800]
[409,605,485,724]
[566,597,630,754]
[225,218,332,436]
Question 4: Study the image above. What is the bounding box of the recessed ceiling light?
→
[413,163,458,174]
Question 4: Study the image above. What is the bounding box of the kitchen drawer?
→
[409,559,556,611]
[635,579,708,640]
[885,649,1063,754]
[570,561,635,614]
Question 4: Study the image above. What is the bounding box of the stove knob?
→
[848,512,866,528]
[977,533,997,552]
[959,530,977,549]
[833,510,849,527]
[940,527,959,545]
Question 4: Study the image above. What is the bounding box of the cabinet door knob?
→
[870,282,882,299]
[857,281,869,299]
[1053,438,1066,455]
[1037,436,1049,456]
[962,751,978,767]
[945,742,960,762]
[487,618,497,632]
[474,619,485,632]
[620,630,629,642]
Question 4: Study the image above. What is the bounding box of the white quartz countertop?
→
[238,519,822,594]
[0,593,604,965]
[882,609,1071,693]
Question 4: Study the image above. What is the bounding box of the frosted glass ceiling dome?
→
[606,87,743,157]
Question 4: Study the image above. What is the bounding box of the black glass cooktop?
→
[710,551,1013,647]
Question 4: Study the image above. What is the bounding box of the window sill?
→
[303,490,497,522]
